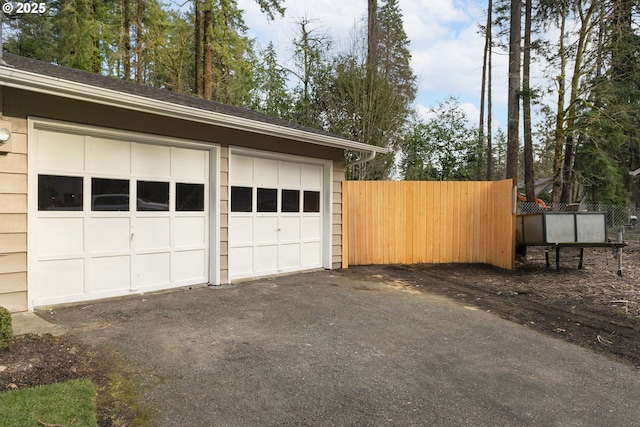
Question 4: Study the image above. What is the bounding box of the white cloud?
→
[414,101,480,127]
[240,0,510,125]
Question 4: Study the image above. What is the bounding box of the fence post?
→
[342,181,349,269]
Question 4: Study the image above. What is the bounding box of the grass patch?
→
[0,379,97,426]
[100,358,155,426]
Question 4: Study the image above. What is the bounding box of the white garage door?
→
[29,125,210,308]
[229,153,324,281]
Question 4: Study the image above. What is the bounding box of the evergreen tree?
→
[377,0,416,113]
[143,8,193,92]
[340,0,416,180]
[52,0,119,72]
[195,0,283,103]
[253,42,293,119]
[3,9,57,61]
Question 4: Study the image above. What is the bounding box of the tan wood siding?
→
[0,113,28,311]
[219,146,229,284]
[332,161,345,268]
[343,180,515,270]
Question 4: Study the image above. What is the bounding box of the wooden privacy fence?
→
[342,180,515,270]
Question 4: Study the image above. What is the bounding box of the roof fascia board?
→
[0,66,389,154]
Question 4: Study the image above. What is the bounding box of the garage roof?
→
[0,53,388,154]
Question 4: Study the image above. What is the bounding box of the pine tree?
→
[253,42,293,119]
[339,0,416,180]
[3,10,57,61]
[52,0,118,72]
[505,0,521,181]
[195,0,283,103]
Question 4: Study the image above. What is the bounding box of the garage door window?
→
[38,175,83,211]
[137,181,169,211]
[282,189,300,213]
[257,188,277,212]
[231,186,252,212]
[92,178,130,211]
[303,191,320,213]
[176,183,205,211]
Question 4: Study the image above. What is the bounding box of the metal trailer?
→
[516,212,627,276]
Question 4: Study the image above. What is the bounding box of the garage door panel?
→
[135,217,171,250]
[302,217,322,240]
[86,137,131,175]
[302,242,322,266]
[255,245,278,273]
[301,164,322,189]
[36,130,85,172]
[279,243,301,269]
[229,247,253,276]
[279,217,300,241]
[88,217,131,253]
[172,147,208,180]
[279,162,300,186]
[173,249,206,282]
[91,256,130,292]
[136,252,171,288]
[174,216,206,247]
[231,155,253,184]
[132,143,171,177]
[37,218,84,256]
[254,158,278,186]
[36,259,85,299]
[229,217,253,244]
[254,217,278,243]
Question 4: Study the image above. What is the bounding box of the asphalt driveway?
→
[42,269,640,426]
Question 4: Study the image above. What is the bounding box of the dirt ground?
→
[344,243,640,368]
[1,243,638,426]
[0,334,125,426]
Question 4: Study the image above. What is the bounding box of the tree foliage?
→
[3,0,640,205]
[401,97,480,181]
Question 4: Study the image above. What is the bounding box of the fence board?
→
[343,180,515,270]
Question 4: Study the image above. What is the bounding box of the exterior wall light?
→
[0,128,10,143]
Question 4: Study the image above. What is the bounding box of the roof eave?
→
[0,66,389,154]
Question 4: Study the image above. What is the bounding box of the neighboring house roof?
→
[0,53,388,155]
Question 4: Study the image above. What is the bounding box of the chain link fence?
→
[517,202,639,243]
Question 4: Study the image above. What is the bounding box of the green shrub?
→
[0,306,13,351]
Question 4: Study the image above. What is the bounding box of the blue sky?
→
[239,0,511,129]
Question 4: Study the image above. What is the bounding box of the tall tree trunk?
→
[367,0,378,74]
[136,0,143,84]
[300,20,311,102]
[203,7,213,100]
[506,0,521,181]
[194,0,203,96]
[487,1,493,180]
[123,0,131,80]
[478,0,491,181]
[552,1,567,205]
[91,0,101,73]
[359,0,378,180]
[523,0,534,201]
[610,0,637,199]
[561,0,597,203]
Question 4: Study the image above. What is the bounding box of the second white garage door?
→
[228,152,325,281]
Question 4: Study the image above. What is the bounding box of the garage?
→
[228,150,330,281]
[28,120,214,308]
[0,53,390,312]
